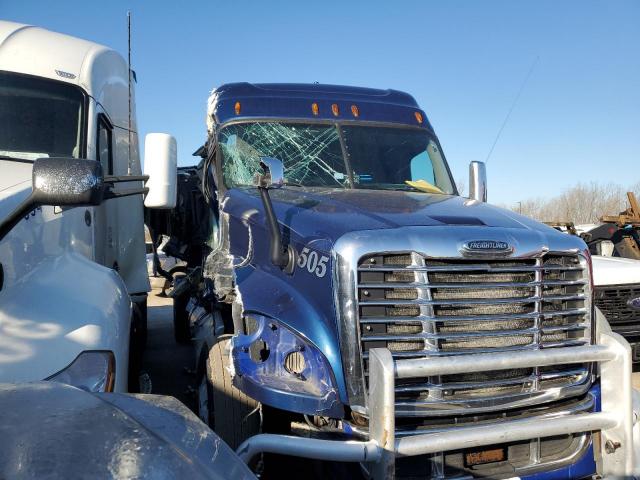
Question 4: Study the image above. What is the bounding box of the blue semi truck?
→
[165,83,639,478]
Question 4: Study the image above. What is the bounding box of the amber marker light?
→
[331,103,340,116]
[351,105,360,117]
[311,102,319,116]
[414,111,424,124]
[234,101,241,115]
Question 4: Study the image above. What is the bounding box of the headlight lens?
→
[46,351,115,392]
[231,316,341,416]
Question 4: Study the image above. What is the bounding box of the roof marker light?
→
[311,103,319,116]
[331,104,340,117]
[350,105,360,117]
[235,101,241,115]
[414,111,424,124]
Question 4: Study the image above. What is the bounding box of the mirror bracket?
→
[254,157,295,273]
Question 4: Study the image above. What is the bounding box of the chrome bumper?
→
[236,330,638,479]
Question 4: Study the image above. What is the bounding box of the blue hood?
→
[222,187,558,253]
[222,186,583,411]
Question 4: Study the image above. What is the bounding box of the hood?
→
[0,160,32,221]
[223,187,570,251]
[592,255,640,286]
[0,382,254,479]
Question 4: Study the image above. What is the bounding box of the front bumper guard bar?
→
[236,331,638,478]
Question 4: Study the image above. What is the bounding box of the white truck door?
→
[93,112,119,270]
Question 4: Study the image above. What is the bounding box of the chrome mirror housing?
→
[255,157,284,189]
[469,161,487,202]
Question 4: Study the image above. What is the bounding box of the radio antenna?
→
[485,56,539,164]
[127,11,132,175]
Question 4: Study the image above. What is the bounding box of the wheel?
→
[172,274,190,344]
[134,298,148,351]
[197,335,260,449]
[128,303,145,392]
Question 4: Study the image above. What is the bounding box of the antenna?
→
[485,56,539,164]
[127,11,132,175]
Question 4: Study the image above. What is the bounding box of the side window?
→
[97,114,113,175]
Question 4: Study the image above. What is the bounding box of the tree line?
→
[501,181,640,224]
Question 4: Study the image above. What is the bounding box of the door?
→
[93,113,119,270]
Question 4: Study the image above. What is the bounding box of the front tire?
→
[197,335,260,449]
[172,274,190,344]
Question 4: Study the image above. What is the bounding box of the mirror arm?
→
[0,194,36,242]
[0,183,149,243]
[103,187,150,200]
[258,186,290,270]
[104,175,149,183]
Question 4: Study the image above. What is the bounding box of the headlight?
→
[46,351,115,392]
[231,315,342,417]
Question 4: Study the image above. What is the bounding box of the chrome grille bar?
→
[359,264,584,272]
[358,294,586,306]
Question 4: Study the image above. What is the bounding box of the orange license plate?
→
[465,447,506,466]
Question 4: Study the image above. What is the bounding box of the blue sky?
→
[2,0,639,205]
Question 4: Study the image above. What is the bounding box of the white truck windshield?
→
[219,122,456,194]
[0,71,84,161]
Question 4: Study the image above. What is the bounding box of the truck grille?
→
[594,284,640,326]
[357,252,592,415]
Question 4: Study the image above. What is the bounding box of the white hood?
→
[591,255,640,286]
[0,160,32,222]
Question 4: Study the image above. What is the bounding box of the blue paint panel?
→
[230,233,347,405]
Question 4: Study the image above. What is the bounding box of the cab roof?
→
[206,82,432,132]
[0,20,134,129]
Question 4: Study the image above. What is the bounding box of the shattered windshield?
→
[220,123,347,188]
[0,71,85,161]
[219,121,455,194]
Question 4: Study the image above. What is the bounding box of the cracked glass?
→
[219,121,455,194]
[220,122,347,188]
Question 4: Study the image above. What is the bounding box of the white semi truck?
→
[0,21,176,392]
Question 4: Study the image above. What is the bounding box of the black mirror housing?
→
[32,157,105,206]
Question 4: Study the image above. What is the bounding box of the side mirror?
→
[255,157,284,189]
[0,157,105,241]
[144,133,177,209]
[32,157,105,206]
[469,161,487,202]
[253,156,295,273]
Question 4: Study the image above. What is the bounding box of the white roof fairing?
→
[0,20,135,131]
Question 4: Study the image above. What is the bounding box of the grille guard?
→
[236,327,638,478]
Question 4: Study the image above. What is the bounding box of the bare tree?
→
[456,177,466,197]
[507,181,638,224]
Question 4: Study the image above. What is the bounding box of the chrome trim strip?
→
[357,294,585,306]
[359,308,587,324]
[358,279,587,289]
[358,264,583,272]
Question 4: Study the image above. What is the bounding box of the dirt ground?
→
[143,282,196,411]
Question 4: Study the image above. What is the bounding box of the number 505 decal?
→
[297,247,329,278]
